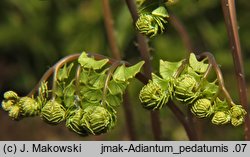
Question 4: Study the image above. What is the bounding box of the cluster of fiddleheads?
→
[1,1,247,139]
[136,0,175,37]
[139,53,246,126]
[1,52,144,136]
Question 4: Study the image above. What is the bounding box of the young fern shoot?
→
[139,52,247,127]
[1,52,144,136]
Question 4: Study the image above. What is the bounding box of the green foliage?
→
[20,97,41,116]
[78,53,109,70]
[113,62,144,82]
[139,53,247,127]
[189,53,209,74]
[159,60,183,80]
[0,0,249,140]
[81,106,116,135]
[41,100,66,124]
[191,98,214,118]
[139,80,169,110]
[230,105,247,126]
[66,109,88,136]
[1,52,144,136]
[57,63,74,81]
[212,111,231,125]
[174,74,199,104]
[135,0,172,37]
[136,6,169,38]
[2,91,42,120]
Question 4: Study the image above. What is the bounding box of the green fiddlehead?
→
[1,51,144,136]
[139,52,247,127]
[135,0,176,37]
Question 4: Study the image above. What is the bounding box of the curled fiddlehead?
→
[1,51,144,136]
[191,98,214,118]
[135,0,177,37]
[139,80,169,110]
[138,52,247,127]
[41,100,66,124]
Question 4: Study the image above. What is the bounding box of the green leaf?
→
[151,73,169,90]
[88,70,107,89]
[113,64,126,82]
[113,61,144,82]
[106,94,122,107]
[125,61,144,79]
[201,80,219,98]
[64,80,75,97]
[189,53,209,74]
[55,97,63,104]
[57,63,74,81]
[81,101,99,109]
[185,66,202,81]
[79,69,89,84]
[78,52,109,70]
[64,96,75,108]
[83,89,102,103]
[79,85,88,93]
[159,59,183,80]
[214,98,230,112]
[152,6,169,18]
[108,80,128,95]
[54,81,64,97]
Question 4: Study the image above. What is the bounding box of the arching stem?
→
[28,66,54,97]
[27,52,148,100]
[51,54,81,100]
[173,59,188,78]
[101,61,121,107]
[198,52,234,107]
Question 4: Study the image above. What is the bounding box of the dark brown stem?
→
[125,0,162,140]
[221,0,250,140]
[102,0,137,140]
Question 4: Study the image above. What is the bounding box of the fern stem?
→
[102,0,138,140]
[221,0,250,140]
[125,0,163,140]
[198,52,234,107]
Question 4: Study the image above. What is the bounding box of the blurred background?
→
[0,0,249,140]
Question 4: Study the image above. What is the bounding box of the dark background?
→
[0,0,249,140]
